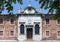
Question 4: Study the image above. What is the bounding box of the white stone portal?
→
[23,4,36,14]
[18,16,42,41]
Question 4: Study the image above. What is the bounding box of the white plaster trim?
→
[18,21,26,41]
[40,18,42,40]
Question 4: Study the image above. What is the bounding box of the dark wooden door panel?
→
[27,28,33,39]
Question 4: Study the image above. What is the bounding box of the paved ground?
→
[22,40,60,42]
[0,40,60,42]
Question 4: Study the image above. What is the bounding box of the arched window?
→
[35,24,40,34]
[20,24,24,34]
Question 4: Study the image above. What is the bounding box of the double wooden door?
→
[27,28,33,39]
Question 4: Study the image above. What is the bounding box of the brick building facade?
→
[0,15,18,40]
[0,5,60,41]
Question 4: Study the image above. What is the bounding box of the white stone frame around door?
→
[18,16,42,41]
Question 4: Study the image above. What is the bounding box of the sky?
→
[2,0,49,14]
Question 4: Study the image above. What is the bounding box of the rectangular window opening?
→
[10,31,14,36]
[35,24,40,35]
[58,31,60,36]
[20,27,24,34]
[58,20,60,24]
[46,19,49,24]
[0,19,3,24]
[0,31,3,36]
[46,31,49,36]
[10,19,14,24]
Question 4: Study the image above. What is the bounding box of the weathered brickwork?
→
[0,15,18,40]
[0,14,60,40]
[42,14,60,40]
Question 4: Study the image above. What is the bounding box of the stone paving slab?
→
[19,40,60,42]
[0,40,60,42]
[0,40,18,42]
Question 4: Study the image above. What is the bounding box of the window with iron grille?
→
[35,24,40,35]
[20,24,24,34]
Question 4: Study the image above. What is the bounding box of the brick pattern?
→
[42,15,60,40]
[0,14,60,40]
[0,15,18,40]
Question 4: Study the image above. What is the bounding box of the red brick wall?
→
[42,15,60,40]
[0,15,18,40]
[0,14,60,40]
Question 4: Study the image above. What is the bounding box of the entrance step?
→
[21,40,42,42]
